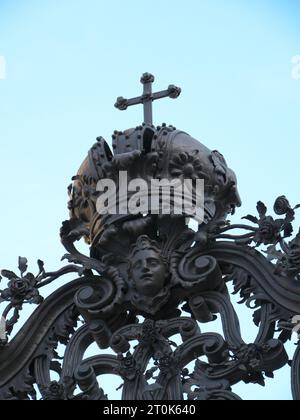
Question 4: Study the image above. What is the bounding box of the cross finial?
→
[115,73,181,126]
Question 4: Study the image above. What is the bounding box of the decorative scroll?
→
[1,82,299,400]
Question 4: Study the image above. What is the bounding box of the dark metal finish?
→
[0,74,299,400]
[115,73,181,125]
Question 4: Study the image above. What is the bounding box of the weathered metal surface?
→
[0,74,299,400]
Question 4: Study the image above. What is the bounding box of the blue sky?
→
[0,0,299,400]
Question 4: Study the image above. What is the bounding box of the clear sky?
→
[0,0,299,400]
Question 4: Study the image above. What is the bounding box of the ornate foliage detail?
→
[211,197,298,246]
[116,352,140,381]
[268,229,300,280]
[1,88,300,400]
[2,190,300,402]
[41,381,66,401]
[0,258,82,339]
[183,362,241,401]
[2,192,300,400]
[1,258,44,308]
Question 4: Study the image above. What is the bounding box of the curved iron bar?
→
[254,303,277,345]
[60,325,93,381]
[202,291,244,349]
[205,242,300,314]
[216,224,257,233]
[0,277,89,388]
[122,345,156,400]
[175,333,228,369]
[292,343,300,401]
[34,356,51,390]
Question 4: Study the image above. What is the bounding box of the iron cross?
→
[115,73,181,126]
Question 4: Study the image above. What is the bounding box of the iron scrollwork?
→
[0,74,299,400]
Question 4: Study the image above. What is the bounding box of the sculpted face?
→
[131,249,167,297]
